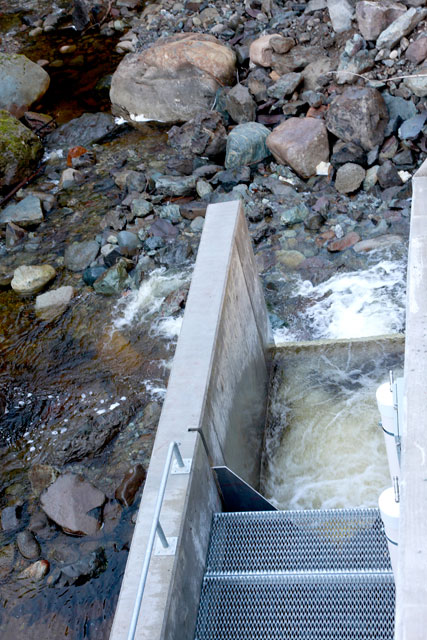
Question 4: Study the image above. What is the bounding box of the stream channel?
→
[0,14,410,640]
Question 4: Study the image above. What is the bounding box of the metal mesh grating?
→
[206,508,392,574]
[195,573,395,640]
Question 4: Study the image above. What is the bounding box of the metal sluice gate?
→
[195,508,395,640]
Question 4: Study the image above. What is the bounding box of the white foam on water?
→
[144,381,167,400]
[151,315,184,340]
[274,257,406,343]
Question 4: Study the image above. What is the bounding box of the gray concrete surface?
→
[396,158,427,640]
[109,200,271,640]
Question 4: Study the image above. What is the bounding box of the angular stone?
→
[404,66,427,97]
[115,465,146,507]
[377,160,402,188]
[225,122,271,169]
[331,140,366,167]
[225,84,256,123]
[279,203,310,225]
[335,163,366,193]
[327,0,354,33]
[93,259,133,295]
[111,34,236,124]
[327,231,361,252]
[48,547,106,587]
[326,87,389,151]
[398,112,427,139]
[131,198,153,218]
[383,93,417,136]
[168,110,227,157]
[0,195,43,228]
[6,222,27,248]
[116,230,140,256]
[302,57,335,91]
[35,286,74,321]
[40,473,106,536]
[376,7,427,51]
[46,112,118,148]
[0,110,43,189]
[11,264,56,296]
[249,34,277,67]
[268,72,302,98]
[356,1,407,41]
[405,36,427,64]
[28,464,59,497]
[0,53,50,118]
[1,505,21,531]
[154,174,196,196]
[266,117,329,179]
[64,240,99,272]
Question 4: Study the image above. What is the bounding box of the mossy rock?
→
[0,110,43,189]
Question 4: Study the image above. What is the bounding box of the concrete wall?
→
[109,200,272,640]
[396,158,427,640]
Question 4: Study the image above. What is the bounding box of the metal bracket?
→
[171,458,192,474]
[154,536,177,556]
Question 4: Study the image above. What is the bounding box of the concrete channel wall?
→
[396,158,427,640]
[109,200,272,640]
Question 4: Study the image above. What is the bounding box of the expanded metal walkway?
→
[195,508,395,640]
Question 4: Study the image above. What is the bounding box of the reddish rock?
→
[266,117,329,179]
[405,36,427,64]
[115,464,146,507]
[327,231,361,252]
[315,230,335,247]
[67,146,88,167]
[19,559,49,581]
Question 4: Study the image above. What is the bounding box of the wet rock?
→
[266,118,329,179]
[28,511,54,539]
[404,65,427,97]
[335,163,366,193]
[398,112,427,139]
[83,265,107,286]
[383,93,417,136]
[326,87,388,151]
[353,234,403,252]
[1,505,21,531]
[0,110,43,189]
[35,286,74,321]
[0,53,50,119]
[225,84,256,124]
[102,244,122,267]
[149,218,179,239]
[0,544,15,578]
[11,264,56,296]
[268,72,302,98]
[327,0,354,33]
[93,259,133,295]
[46,112,118,148]
[40,473,105,536]
[64,240,99,272]
[110,34,236,124]
[377,160,403,188]
[19,559,49,581]
[47,547,107,587]
[103,500,122,534]
[66,145,87,167]
[168,111,227,158]
[376,7,427,51]
[327,231,361,252]
[115,464,146,507]
[6,222,27,248]
[356,1,407,41]
[0,195,43,228]
[154,174,196,196]
[225,122,270,169]
[17,530,41,560]
[59,168,84,189]
[276,249,306,268]
[117,230,140,256]
[405,36,427,64]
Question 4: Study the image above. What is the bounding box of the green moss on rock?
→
[0,109,43,190]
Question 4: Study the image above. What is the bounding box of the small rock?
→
[116,230,140,256]
[225,122,270,169]
[225,84,256,123]
[327,231,361,252]
[327,0,354,33]
[405,36,427,64]
[196,179,213,198]
[11,264,56,296]
[40,473,106,536]
[404,66,427,97]
[168,110,227,157]
[64,240,99,272]
[17,530,41,560]
[6,222,27,248]
[19,559,49,581]
[47,547,106,587]
[353,234,403,252]
[266,118,329,179]
[0,195,43,228]
[377,160,403,188]
[267,72,302,98]
[67,145,87,167]
[363,165,380,190]
[276,249,305,268]
[279,203,310,225]
[0,544,15,578]
[59,168,83,189]
[46,112,118,148]
[383,93,417,136]
[93,259,133,295]
[249,34,277,67]
[83,265,107,286]
[131,198,153,218]
[376,7,427,51]
[35,286,74,321]
[190,216,205,232]
[331,140,366,167]
[335,163,366,193]
[158,204,182,224]
[1,505,21,531]
[154,175,196,197]
[115,465,146,507]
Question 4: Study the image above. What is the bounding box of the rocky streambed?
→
[0,0,425,637]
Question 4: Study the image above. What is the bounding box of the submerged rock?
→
[35,286,74,321]
[11,264,56,296]
[1,505,21,531]
[64,240,99,272]
[93,259,133,295]
[115,464,146,506]
[0,53,50,118]
[48,547,107,587]
[0,195,43,228]
[16,530,41,560]
[19,559,49,581]
[40,473,106,536]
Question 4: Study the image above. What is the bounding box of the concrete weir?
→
[111,158,427,640]
[109,200,272,640]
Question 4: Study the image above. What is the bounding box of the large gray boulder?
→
[110,33,236,125]
[0,110,43,189]
[0,53,50,118]
[326,87,388,151]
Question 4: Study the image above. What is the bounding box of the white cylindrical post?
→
[379,486,400,577]
[376,382,400,483]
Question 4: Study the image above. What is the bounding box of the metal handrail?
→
[127,441,185,640]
